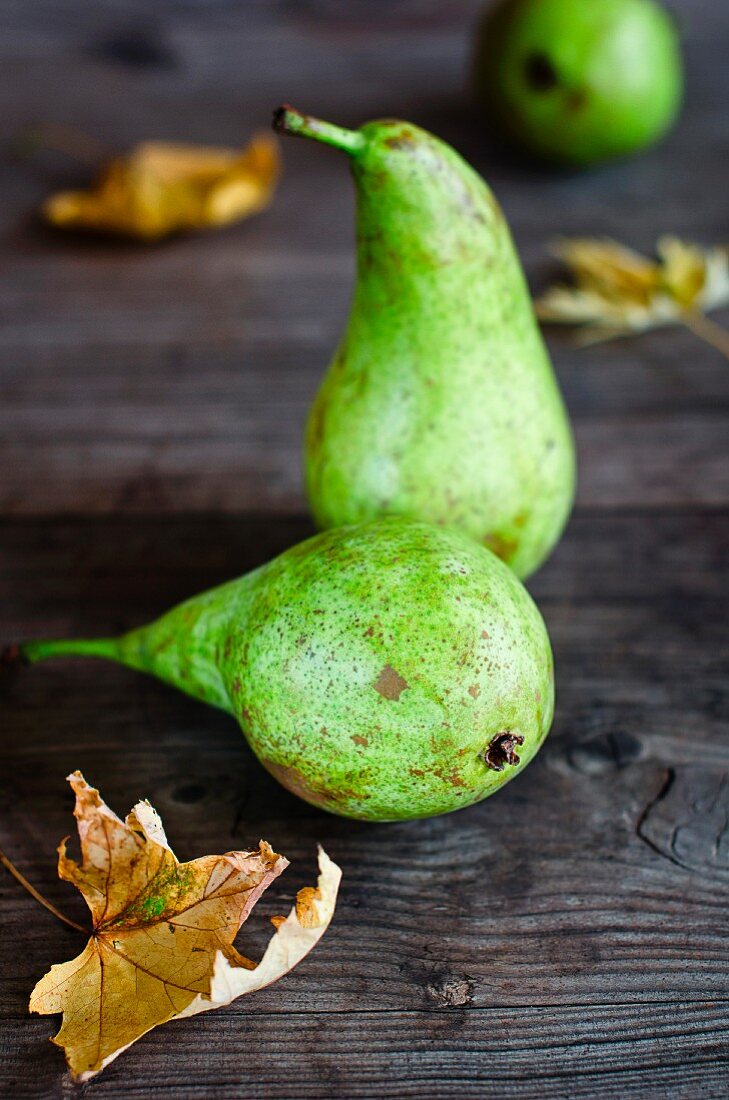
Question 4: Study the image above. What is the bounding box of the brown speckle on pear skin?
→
[484,532,519,562]
[374,664,409,701]
[264,760,368,811]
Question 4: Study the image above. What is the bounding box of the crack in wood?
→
[636,768,678,865]
[637,767,729,875]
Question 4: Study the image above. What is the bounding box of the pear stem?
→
[0,847,88,934]
[272,105,365,155]
[3,638,120,666]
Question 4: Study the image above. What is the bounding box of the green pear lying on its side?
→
[274,106,575,579]
[9,519,555,821]
[473,0,683,166]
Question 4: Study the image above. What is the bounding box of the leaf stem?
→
[0,847,88,934]
[681,312,729,362]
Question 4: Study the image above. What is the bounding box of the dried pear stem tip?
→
[272,105,366,156]
[1,643,27,669]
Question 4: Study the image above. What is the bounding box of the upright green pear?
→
[9,519,554,821]
[274,107,575,579]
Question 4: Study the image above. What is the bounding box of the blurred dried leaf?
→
[29,772,341,1082]
[43,133,280,240]
[536,237,729,354]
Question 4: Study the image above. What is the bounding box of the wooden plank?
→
[3,414,728,513]
[1,0,728,1096]
[2,327,728,513]
[0,513,726,1053]
[1,0,728,515]
[2,1002,728,1099]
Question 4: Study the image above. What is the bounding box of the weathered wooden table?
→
[1,2,727,1096]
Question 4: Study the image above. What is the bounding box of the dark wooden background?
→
[1,1,728,1096]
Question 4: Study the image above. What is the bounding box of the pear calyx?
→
[482,732,525,771]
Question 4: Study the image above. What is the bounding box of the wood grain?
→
[1,512,727,1097]
[1,0,728,1096]
[3,1003,729,1099]
[1,0,728,516]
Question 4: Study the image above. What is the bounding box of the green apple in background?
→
[473,0,684,166]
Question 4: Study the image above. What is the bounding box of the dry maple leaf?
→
[535,236,729,359]
[42,133,280,240]
[28,772,341,1082]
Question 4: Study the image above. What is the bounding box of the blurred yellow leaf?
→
[535,237,729,357]
[29,772,341,1082]
[43,133,280,240]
